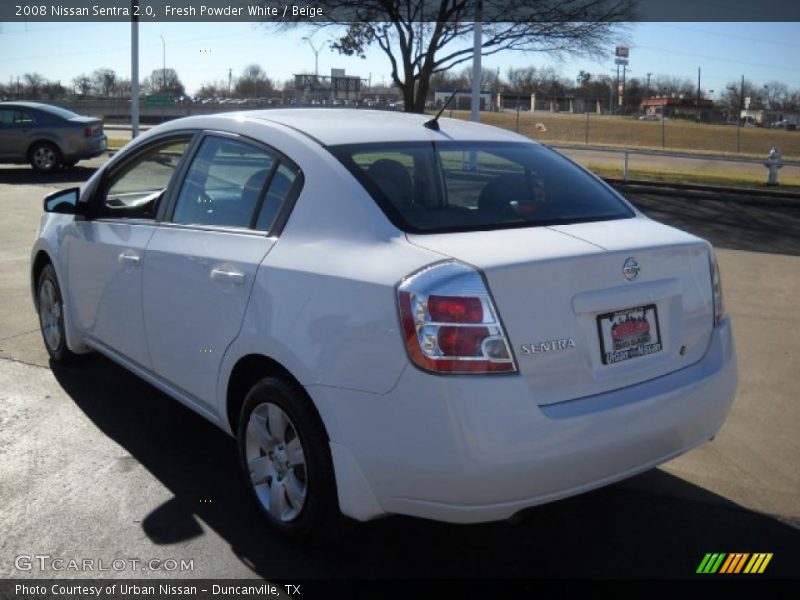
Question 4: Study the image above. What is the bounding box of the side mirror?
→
[43,188,81,214]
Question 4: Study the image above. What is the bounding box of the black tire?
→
[36,264,78,363]
[29,142,61,173]
[237,377,340,542]
[61,160,78,170]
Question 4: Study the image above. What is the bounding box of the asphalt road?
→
[0,159,798,580]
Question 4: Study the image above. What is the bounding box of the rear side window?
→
[330,142,634,233]
[172,136,275,229]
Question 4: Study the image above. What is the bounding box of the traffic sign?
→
[145,95,173,107]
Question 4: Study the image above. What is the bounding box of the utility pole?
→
[471,0,483,122]
[736,74,744,153]
[696,67,701,122]
[160,35,166,93]
[228,68,232,96]
[621,64,627,109]
[131,0,139,138]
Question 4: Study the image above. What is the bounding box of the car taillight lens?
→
[709,250,725,326]
[397,261,517,374]
[83,125,92,137]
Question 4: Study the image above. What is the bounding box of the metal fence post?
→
[585,111,589,144]
[661,114,665,149]
[516,103,520,133]
[623,151,629,182]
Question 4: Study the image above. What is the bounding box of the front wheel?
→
[237,377,339,542]
[29,142,61,173]
[36,264,77,362]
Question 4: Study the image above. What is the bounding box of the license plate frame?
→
[596,303,663,365]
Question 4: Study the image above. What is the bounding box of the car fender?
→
[30,218,90,354]
[26,131,65,157]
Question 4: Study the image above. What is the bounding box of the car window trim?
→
[87,130,200,223]
[249,159,280,230]
[268,169,304,237]
[163,129,303,236]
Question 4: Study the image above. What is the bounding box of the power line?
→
[636,44,800,74]
[651,23,800,50]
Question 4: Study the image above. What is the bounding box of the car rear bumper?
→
[310,317,737,523]
[63,135,107,162]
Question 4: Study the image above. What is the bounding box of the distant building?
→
[641,96,714,119]
[740,109,800,127]
[294,69,366,104]
[434,89,491,111]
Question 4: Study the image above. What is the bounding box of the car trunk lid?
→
[69,116,103,137]
[407,217,714,405]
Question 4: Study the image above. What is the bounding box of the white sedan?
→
[31,109,737,541]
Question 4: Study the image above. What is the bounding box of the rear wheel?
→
[29,142,61,173]
[36,264,77,362]
[237,377,339,542]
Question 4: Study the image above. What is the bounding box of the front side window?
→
[172,136,276,229]
[100,138,192,219]
[0,109,15,126]
[331,142,635,233]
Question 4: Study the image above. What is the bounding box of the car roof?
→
[0,101,47,109]
[166,109,535,146]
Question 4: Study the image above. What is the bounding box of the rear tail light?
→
[709,250,726,326]
[397,261,517,374]
[83,125,92,137]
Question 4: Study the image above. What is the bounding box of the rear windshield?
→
[329,141,634,233]
[39,105,81,120]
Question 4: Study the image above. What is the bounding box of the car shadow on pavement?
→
[0,165,98,185]
[51,355,800,579]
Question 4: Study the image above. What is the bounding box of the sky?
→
[1,21,799,97]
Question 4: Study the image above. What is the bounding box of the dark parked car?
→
[0,101,107,173]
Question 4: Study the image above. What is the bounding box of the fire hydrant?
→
[764,148,783,186]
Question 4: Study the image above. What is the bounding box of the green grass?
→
[446,111,800,160]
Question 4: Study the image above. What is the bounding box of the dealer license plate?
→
[597,304,662,365]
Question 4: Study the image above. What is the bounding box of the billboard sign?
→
[616,46,629,58]
[615,58,629,66]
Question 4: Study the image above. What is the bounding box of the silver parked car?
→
[0,101,107,173]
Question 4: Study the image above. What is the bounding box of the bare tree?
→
[92,68,118,97]
[235,64,273,99]
[197,79,229,98]
[72,74,92,97]
[651,75,695,98]
[762,80,790,110]
[269,0,633,112]
[143,68,185,96]
[22,73,45,98]
[719,78,760,114]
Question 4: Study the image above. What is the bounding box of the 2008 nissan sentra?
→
[30,109,737,541]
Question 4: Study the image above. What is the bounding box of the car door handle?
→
[118,251,141,267]
[210,268,245,285]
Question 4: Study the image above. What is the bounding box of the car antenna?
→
[424,89,459,131]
